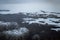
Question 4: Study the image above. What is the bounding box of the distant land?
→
[0,10,10,12]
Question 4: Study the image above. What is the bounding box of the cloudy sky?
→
[0,0,41,4]
[0,0,60,4]
[0,0,60,14]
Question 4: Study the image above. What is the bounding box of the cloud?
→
[0,0,40,4]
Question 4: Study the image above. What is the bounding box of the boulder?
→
[0,21,19,31]
[2,27,29,40]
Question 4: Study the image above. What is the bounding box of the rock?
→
[0,21,19,31]
[2,27,29,40]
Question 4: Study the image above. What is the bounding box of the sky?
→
[0,0,41,4]
[0,0,60,4]
[0,0,60,14]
